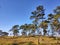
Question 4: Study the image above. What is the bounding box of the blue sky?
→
[0,0,60,32]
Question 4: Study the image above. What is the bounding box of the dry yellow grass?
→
[0,36,60,45]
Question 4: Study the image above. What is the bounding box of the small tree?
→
[48,14,55,36]
[10,25,19,36]
[20,24,30,36]
[0,30,2,36]
[39,20,49,35]
[2,32,8,36]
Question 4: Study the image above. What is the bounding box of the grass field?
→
[0,36,60,45]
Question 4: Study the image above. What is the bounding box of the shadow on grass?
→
[27,41,36,45]
[13,41,36,45]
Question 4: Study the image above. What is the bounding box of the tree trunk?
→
[38,36,40,45]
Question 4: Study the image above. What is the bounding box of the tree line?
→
[0,5,60,37]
